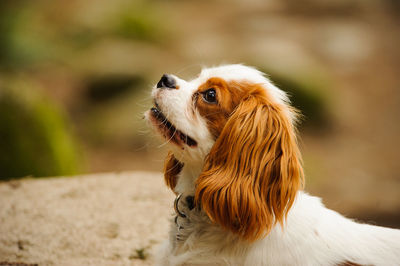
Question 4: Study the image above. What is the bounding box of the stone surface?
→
[0,172,174,266]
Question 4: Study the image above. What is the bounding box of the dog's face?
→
[146,72,214,163]
[146,65,291,162]
[146,65,304,241]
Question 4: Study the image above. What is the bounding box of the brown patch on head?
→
[194,77,253,138]
[164,151,184,193]
[194,80,304,242]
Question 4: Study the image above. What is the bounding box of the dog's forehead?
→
[186,64,289,105]
[194,64,267,85]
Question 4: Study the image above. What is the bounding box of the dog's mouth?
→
[150,103,197,148]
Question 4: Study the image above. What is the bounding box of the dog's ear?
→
[195,87,304,241]
[164,151,183,193]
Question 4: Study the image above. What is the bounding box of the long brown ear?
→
[164,151,184,193]
[195,88,304,241]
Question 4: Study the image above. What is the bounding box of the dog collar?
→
[174,193,195,218]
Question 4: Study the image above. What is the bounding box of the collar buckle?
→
[174,194,187,218]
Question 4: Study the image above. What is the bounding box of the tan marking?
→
[164,151,183,193]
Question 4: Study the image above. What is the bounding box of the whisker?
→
[158,128,177,148]
[175,64,202,77]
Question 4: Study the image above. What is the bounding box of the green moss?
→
[129,248,147,260]
[111,4,167,42]
[0,82,81,179]
[0,2,53,68]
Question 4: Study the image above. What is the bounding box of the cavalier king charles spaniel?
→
[146,64,400,265]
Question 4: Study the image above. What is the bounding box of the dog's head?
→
[146,64,304,241]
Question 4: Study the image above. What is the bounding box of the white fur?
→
[148,65,400,265]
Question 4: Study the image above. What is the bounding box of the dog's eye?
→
[202,88,217,104]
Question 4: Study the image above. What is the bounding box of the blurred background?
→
[0,0,399,225]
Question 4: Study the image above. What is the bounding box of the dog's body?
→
[158,191,400,266]
[146,65,400,265]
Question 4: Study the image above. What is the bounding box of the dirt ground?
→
[0,172,174,266]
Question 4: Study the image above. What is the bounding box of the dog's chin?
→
[148,105,197,148]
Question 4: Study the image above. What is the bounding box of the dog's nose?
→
[157,74,176,89]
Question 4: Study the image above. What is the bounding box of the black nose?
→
[157,74,176,89]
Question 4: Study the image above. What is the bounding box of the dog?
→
[146,64,400,265]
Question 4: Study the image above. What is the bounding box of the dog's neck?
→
[174,162,203,196]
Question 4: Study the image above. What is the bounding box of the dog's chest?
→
[170,194,209,246]
[168,194,248,264]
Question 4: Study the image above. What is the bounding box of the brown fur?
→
[194,80,304,242]
[164,151,184,193]
[195,78,245,138]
